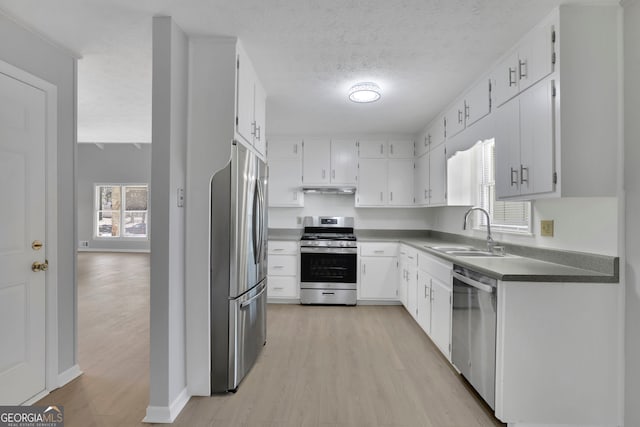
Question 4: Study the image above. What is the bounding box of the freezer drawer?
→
[228,280,267,391]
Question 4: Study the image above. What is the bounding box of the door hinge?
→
[551,28,556,44]
[553,172,558,184]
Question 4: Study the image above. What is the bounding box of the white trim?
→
[143,388,190,424]
[57,364,82,387]
[78,248,150,253]
[357,300,402,306]
[0,9,82,59]
[22,390,49,406]
[0,58,61,401]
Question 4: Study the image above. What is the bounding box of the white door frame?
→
[0,59,59,398]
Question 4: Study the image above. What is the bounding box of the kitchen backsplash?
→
[268,193,432,230]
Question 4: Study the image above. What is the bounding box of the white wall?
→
[0,12,77,376]
[77,143,151,252]
[147,16,188,421]
[625,1,640,425]
[269,194,433,230]
[429,197,618,256]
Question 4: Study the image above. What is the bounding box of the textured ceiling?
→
[0,0,611,142]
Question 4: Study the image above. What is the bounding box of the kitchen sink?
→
[428,246,508,258]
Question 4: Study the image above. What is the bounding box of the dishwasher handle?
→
[452,271,495,293]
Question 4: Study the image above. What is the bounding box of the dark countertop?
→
[269,228,619,283]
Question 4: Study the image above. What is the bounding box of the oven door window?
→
[301,252,357,283]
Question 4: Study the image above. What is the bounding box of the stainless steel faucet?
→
[463,207,496,251]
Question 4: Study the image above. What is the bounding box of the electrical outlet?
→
[79,240,89,247]
[540,220,554,237]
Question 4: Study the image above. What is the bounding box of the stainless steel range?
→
[299,216,357,305]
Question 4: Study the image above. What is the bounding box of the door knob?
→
[32,260,49,272]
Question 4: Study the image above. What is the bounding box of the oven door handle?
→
[300,247,358,254]
[452,271,495,293]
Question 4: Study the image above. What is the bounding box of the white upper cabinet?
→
[388,159,414,206]
[429,143,447,206]
[302,139,357,186]
[357,158,388,206]
[268,139,303,207]
[444,100,466,139]
[464,78,492,127]
[429,116,446,148]
[444,78,491,139]
[235,43,267,156]
[253,81,267,155]
[330,139,357,185]
[414,152,429,206]
[415,128,429,158]
[358,140,387,158]
[493,20,555,107]
[495,79,555,199]
[388,140,414,158]
[302,138,331,185]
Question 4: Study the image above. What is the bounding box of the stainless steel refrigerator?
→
[210,142,268,393]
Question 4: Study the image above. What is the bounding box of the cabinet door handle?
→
[457,109,463,124]
[273,248,284,252]
[273,287,284,291]
[273,265,284,269]
[293,192,298,201]
[256,126,261,141]
[519,59,528,80]
[464,102,470,120]
[322,169,326,179]
[373,250,384,254]
[390,144,394,155]
[380,144,384,155]
[508,67,517,87]
[363,264,366,275]
[380,192,383,202]
[293,144,298,154]
[390,192,393,202]
[424,284,427,298]
[251,121,257,136]
[520,165,529,184]
[424,189,427,200]
[424,136,428,148]
[332,169,335,179]
[510,167,519,186]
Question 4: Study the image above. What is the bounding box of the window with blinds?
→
[475,139,531,233]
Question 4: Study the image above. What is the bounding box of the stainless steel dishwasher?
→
[451,264,497,410]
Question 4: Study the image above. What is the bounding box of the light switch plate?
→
[541,220,554,237]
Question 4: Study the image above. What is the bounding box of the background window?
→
[96,184,148,238]
[475,139,531,233]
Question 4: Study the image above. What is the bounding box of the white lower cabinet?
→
[416,250,453,360]
[430,278,452,359]
[359,242,398,301]
[399,244,418,317]
[267,241,299,300]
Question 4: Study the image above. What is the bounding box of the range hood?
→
[301,186,356,195]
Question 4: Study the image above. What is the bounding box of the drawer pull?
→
[273,248,284,252]
[273,266,284,269]
[273,287,284,290]
[373,250,385,254]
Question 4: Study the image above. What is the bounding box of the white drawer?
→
[268,276,298,298]
[418,251,452,286]
[398,244,418,265]
[267,254,297,276]
[268,240,298,255]
[360,242,398,257]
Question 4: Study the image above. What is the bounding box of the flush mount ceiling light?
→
[348,82,381,103]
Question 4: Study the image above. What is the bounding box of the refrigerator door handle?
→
[258,178,265,261]
[252,181,260,265]
[240,283,267,309]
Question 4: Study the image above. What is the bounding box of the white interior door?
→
[0,71,47,404]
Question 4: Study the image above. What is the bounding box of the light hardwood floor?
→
[38,252,504,427]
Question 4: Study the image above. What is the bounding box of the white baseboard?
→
[267,298,300,304]
[57,364,82,388]
[23,390,49,405]
[357,300,402,306]
[143,387,190,424]
[78,248,150,253]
